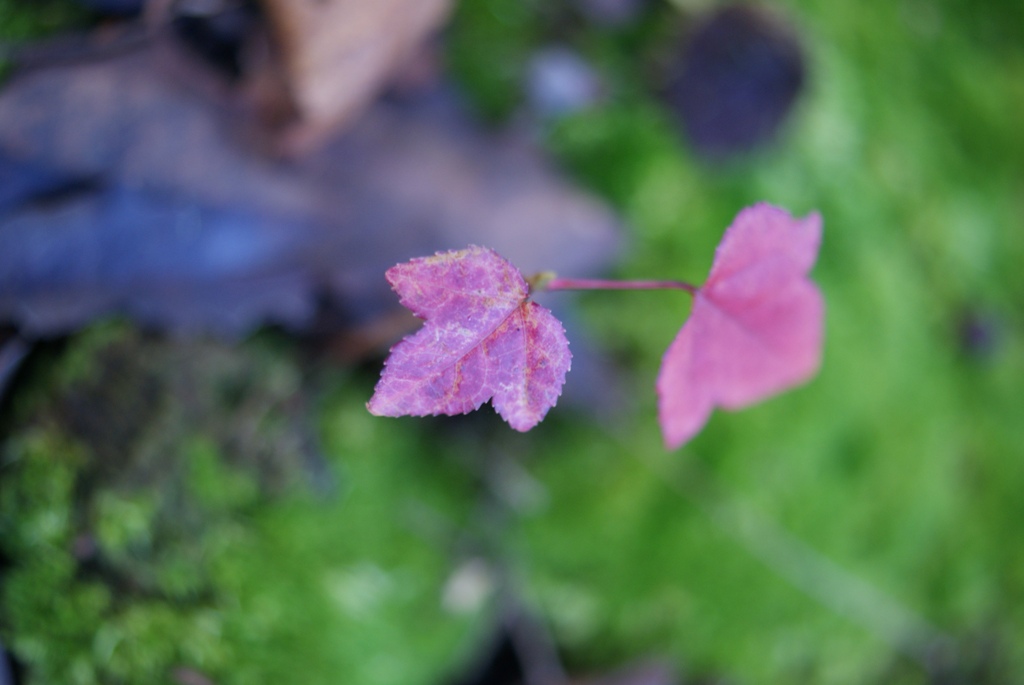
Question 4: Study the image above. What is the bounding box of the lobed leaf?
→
[657,203,823,449]
[367,246,571,431]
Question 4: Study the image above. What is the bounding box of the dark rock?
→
[664,4,807,161]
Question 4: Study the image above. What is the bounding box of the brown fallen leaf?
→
[259,0,453,148]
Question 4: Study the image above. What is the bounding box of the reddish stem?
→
[543,277,698,295]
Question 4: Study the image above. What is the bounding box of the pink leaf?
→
[367,246,572,431]
[657,203,824,449]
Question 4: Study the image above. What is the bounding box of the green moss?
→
[445,0,544,120]
[0,328,486,685]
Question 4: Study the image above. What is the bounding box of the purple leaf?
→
[657,203,823,449]
[367,246,571,431]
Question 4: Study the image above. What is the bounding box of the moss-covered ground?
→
[2,0,1023,683]
[0,326,490,685]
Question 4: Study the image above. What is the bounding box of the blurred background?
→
[1,0,1022,684]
